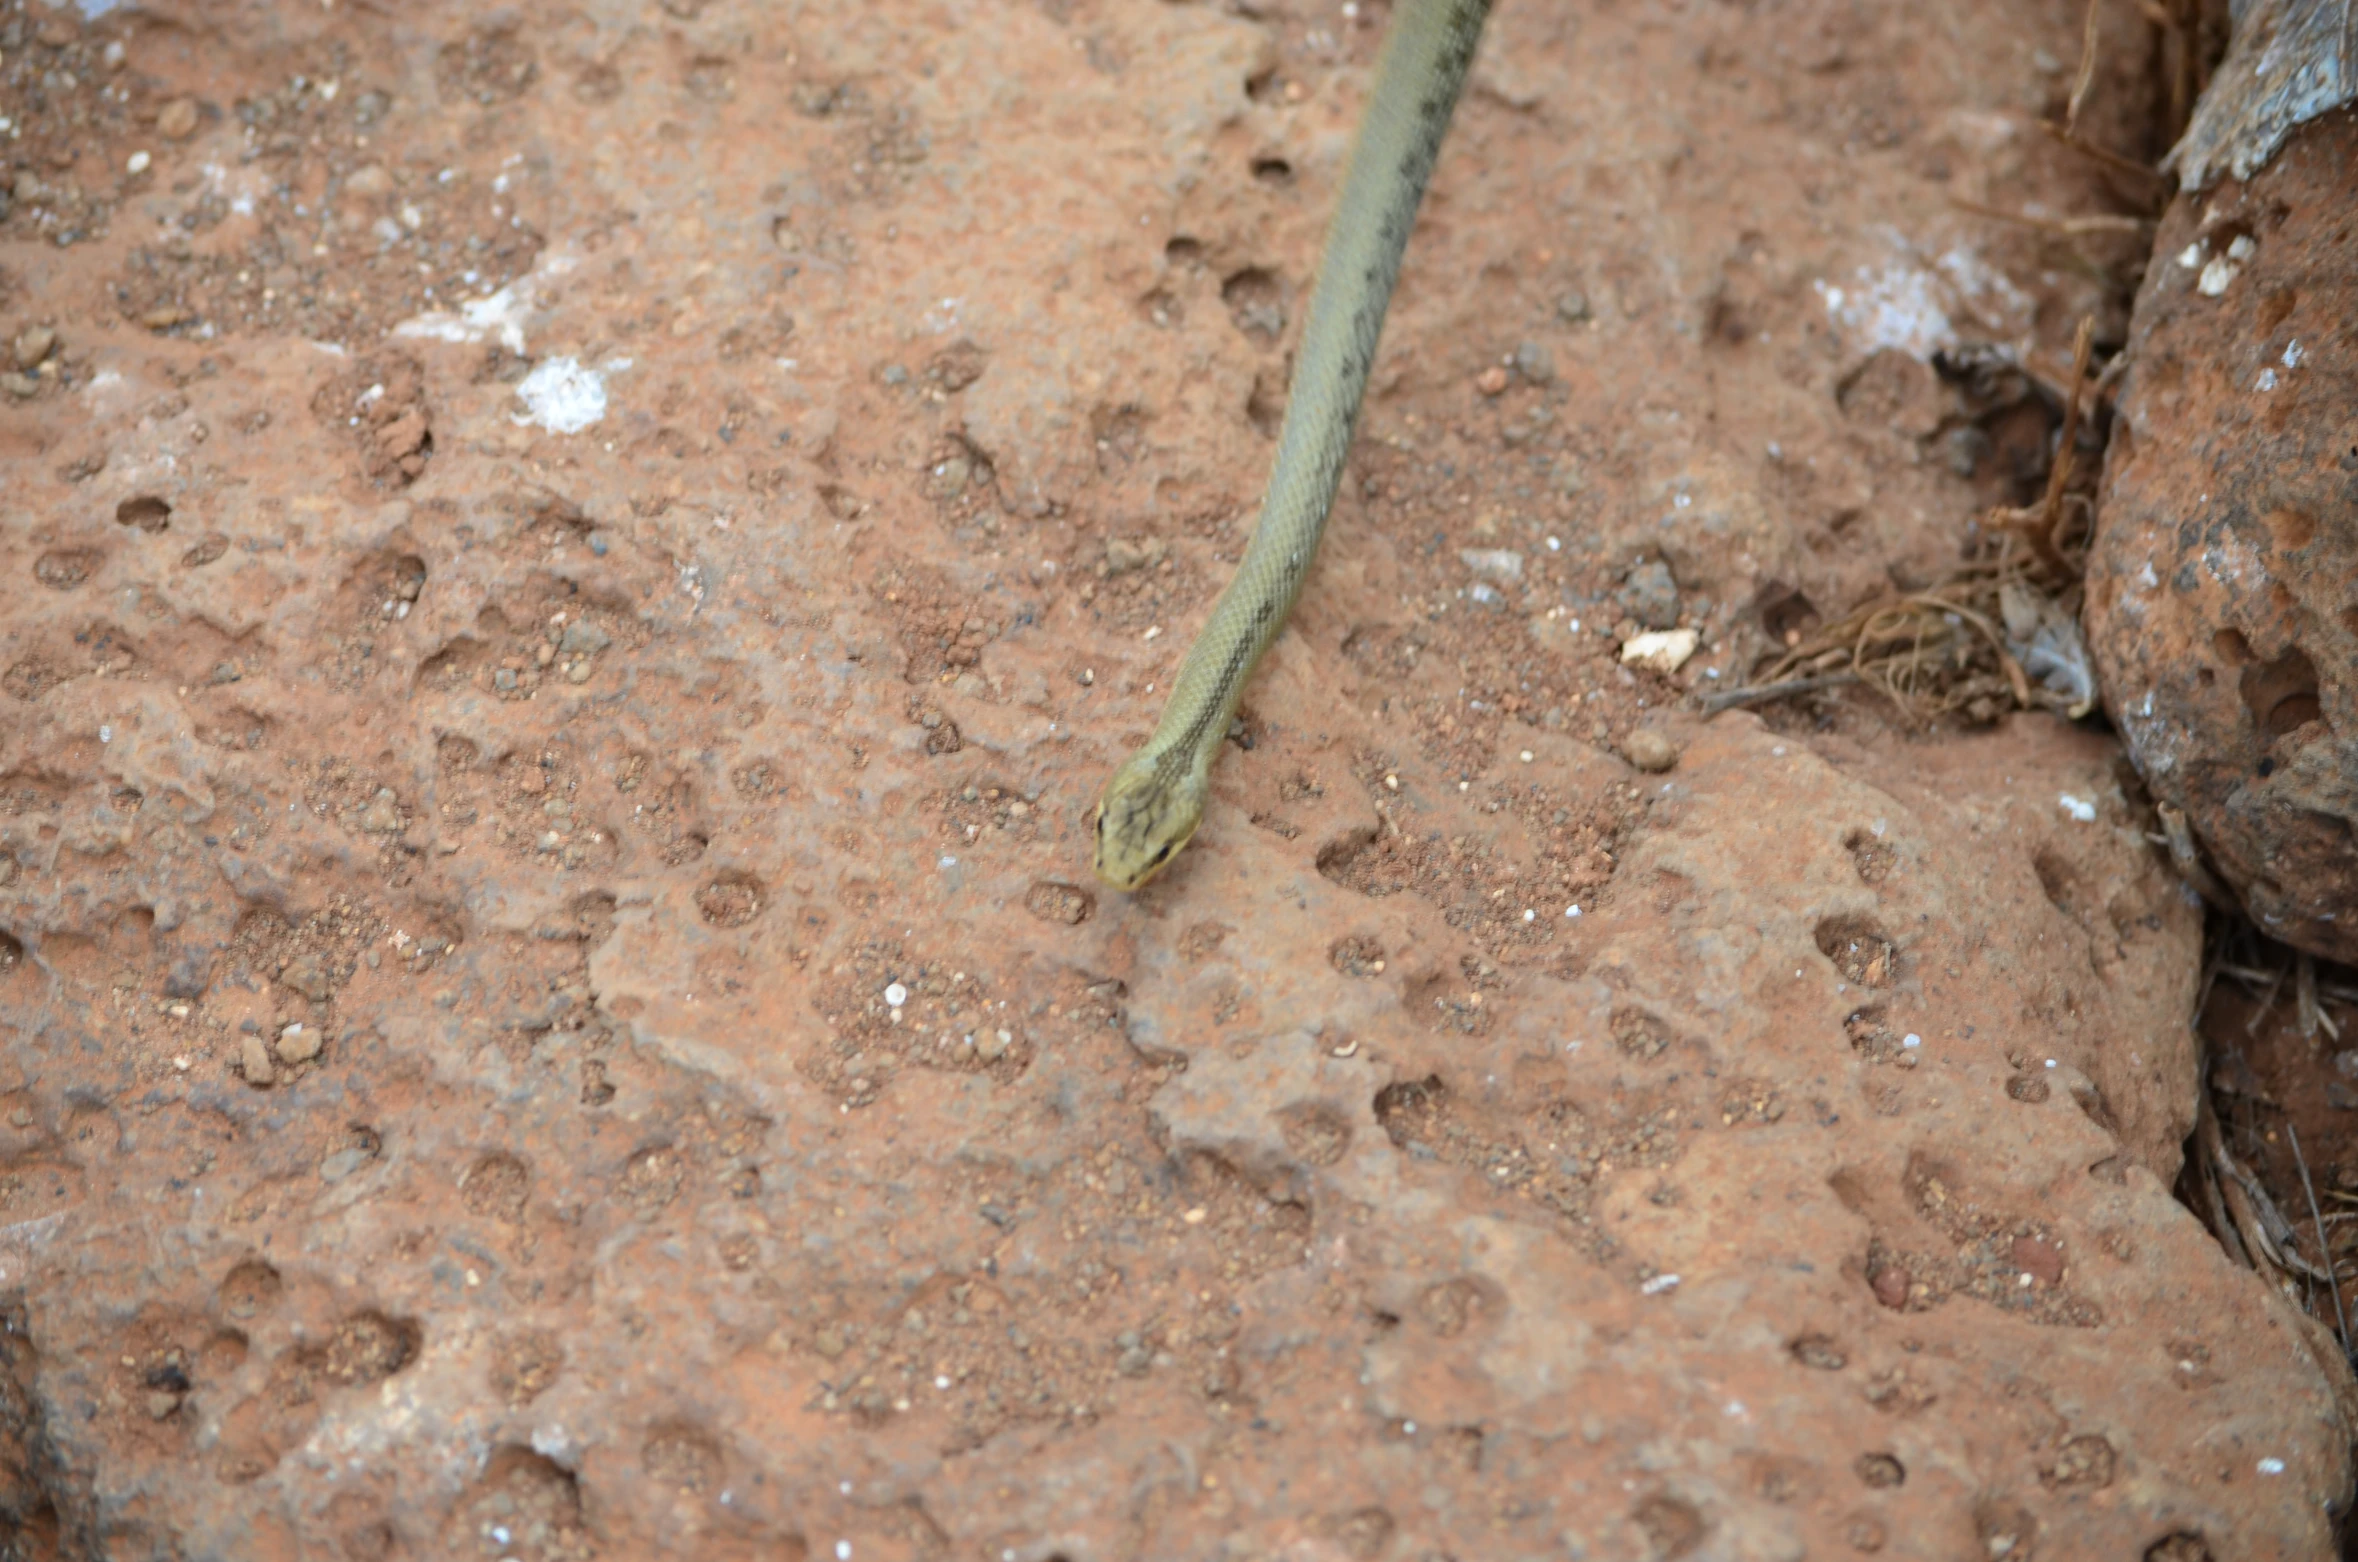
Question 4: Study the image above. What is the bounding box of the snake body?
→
[1093,0,1492,890]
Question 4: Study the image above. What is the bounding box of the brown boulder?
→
[2089,110,2358,960]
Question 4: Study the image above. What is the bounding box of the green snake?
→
[1093,0,1492,890]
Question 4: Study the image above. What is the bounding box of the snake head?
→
[1092,749,1207,891]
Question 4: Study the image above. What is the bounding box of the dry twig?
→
[1949,199,2155,237]
[2069,0,2103,131]
[2296,953,2325,1044]
[2286,1122,2352,1356]
[1705,321,2105,725]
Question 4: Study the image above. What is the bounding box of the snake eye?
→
[1150,843,1172,865]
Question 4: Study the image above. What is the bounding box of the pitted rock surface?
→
[1,0,2351,1556]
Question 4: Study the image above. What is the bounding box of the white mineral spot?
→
[1460,547,1524,583]
[514,356,615,434]
[884,983,908,1008]
[1619,627,1699,672]
[2058,794,2096,822]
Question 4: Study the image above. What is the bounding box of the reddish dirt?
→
[3,0,2355,1558]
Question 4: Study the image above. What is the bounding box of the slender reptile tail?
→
[1153,0,1491,769]
[1092,0,1491,890]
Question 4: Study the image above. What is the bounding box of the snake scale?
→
[1093,0,1493,891]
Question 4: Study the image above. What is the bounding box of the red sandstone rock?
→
[0,1,2349,1557]
[2090,110,2358,962]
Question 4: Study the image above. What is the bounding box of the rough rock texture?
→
[2090,107,2358,963]
[3,0,2355,1556]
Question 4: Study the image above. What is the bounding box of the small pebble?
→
[1555,290,1592,323]
[1458,547,1523,584]
[359,789,401,834]
[1513,341,1555,384]
[156,98,201,139]
[345,162,394,198]
[1871,1265,1910,1309]
[1475,365,1510,397]
[975,1028,1010,1062]
[126,150,151,175]
[1620,628,1700,673]
[558,618,611,655]
[276,1024,321,1065]
[239,1034,276,1087]
[1616,559,1682,630]
[12,326,56,370]
[145,1391,181,1421]
[1621,729,1679,773]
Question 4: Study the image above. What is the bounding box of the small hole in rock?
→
[1855,1451,1905,1488]
[1221,267,1286,342]
[1753,579,1818,643]
[116,496,172,532]
[2239,645,2321,739]
[696,873,763,927]
[1814,915,1897,986]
